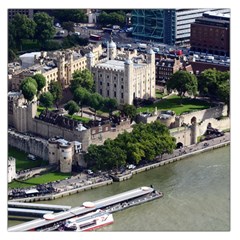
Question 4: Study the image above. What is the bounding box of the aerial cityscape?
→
[7,8,231,234]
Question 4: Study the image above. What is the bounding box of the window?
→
[107,83,110,86]
[121,93,124,98]
[121,85,124,89]
[114,92,116,97]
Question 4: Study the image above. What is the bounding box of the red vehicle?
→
[169,49,183,56]
[89,34,101,41]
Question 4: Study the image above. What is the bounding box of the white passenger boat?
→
[63,209,114,231]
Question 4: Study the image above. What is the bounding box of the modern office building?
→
[131,8,230,45]
[190,12,230,56]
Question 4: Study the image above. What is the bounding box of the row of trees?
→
[166,69,230,115]
[19,73,63,110]
[9,12,56,52]
[85,121,176,171]
[97,11,126,27]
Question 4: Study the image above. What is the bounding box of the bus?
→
[89,34,102,41]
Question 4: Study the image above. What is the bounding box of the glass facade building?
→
[131,8,230,45]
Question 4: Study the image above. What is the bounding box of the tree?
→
[20,79,37,102]
[9,13,36,50]
[122,104,137,120]
[71,69,94,92]
[64,100,80,116]
[103,98,118,116]
[32,74,46,94]
[89,93,104,119]
[73,87,91,117]
[49,81,63,108]
[50,9,87,23]
[167,71,198,103]
[217,81,230,116]
[39,92,54,110]
[62,21,75,35]
[34,12,55,47]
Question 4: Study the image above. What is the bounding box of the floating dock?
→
[8,186,162,232]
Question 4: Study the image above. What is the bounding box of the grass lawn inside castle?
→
[137,95,213,115]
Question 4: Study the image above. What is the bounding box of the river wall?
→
[111,141,230,182]
[9,179,113,203]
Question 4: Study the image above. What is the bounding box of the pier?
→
[8,186,162,232]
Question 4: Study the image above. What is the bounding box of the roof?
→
[25,189,39,194]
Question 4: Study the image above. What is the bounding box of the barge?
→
[8,186,163,232]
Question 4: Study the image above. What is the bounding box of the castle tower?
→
[66,51,74,85]
[147,48,156,98]
[8,157,16,183]
[48,138,59,165]
[86,51,95,71]
[57,53,66,87]
[108,37,117,60]
[59,142,73,173]
[124,54,134,104]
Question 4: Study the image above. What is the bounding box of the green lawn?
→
[8,172,71,189]
[155,89,167,99]
[8,146,48,171]
[37,106,55,116]
[137,95,213,115]
[65,114,90,123]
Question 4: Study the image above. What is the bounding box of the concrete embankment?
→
[112,141,230,182]
[9,179,113,203]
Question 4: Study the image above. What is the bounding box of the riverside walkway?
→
[8,132,230,201]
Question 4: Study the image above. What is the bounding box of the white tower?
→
[108,37,117,60]
[86,51,95,71]
[124,54,134,104]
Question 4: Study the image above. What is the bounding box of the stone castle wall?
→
[8,130,49,161]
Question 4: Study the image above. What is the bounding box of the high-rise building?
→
[131,8,230,45]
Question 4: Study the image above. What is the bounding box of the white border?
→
[1,1,239,240]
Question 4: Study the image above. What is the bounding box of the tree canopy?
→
[71,69,94,92]
[167,71,198,100]
[62,21,75,35]
[32,74,46,94]
[84,121,176,171]
[33,12,56,47]
[49,81,63,108]
[122,104,137,120]
[8,13,36,50]
[39,92,54,109]
[64,100,80,116]
[98,11,126,27]
[198,69,230,115]
[20,77,38,102]
[50,9,87,23]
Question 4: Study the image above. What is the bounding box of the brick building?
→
[190,12,230,56]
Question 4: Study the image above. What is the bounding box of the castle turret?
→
[59,142,73,173]
[147,48,156,98]
[57,53,66,87]
[86,51,95,71]
[108,37,117,60]
[48,138,59,165]
[124,54,134,104]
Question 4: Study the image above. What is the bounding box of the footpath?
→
[8,132,230,202]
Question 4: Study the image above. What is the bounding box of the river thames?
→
[8,146,230,231]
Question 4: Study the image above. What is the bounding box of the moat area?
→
[9,146,230,231]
